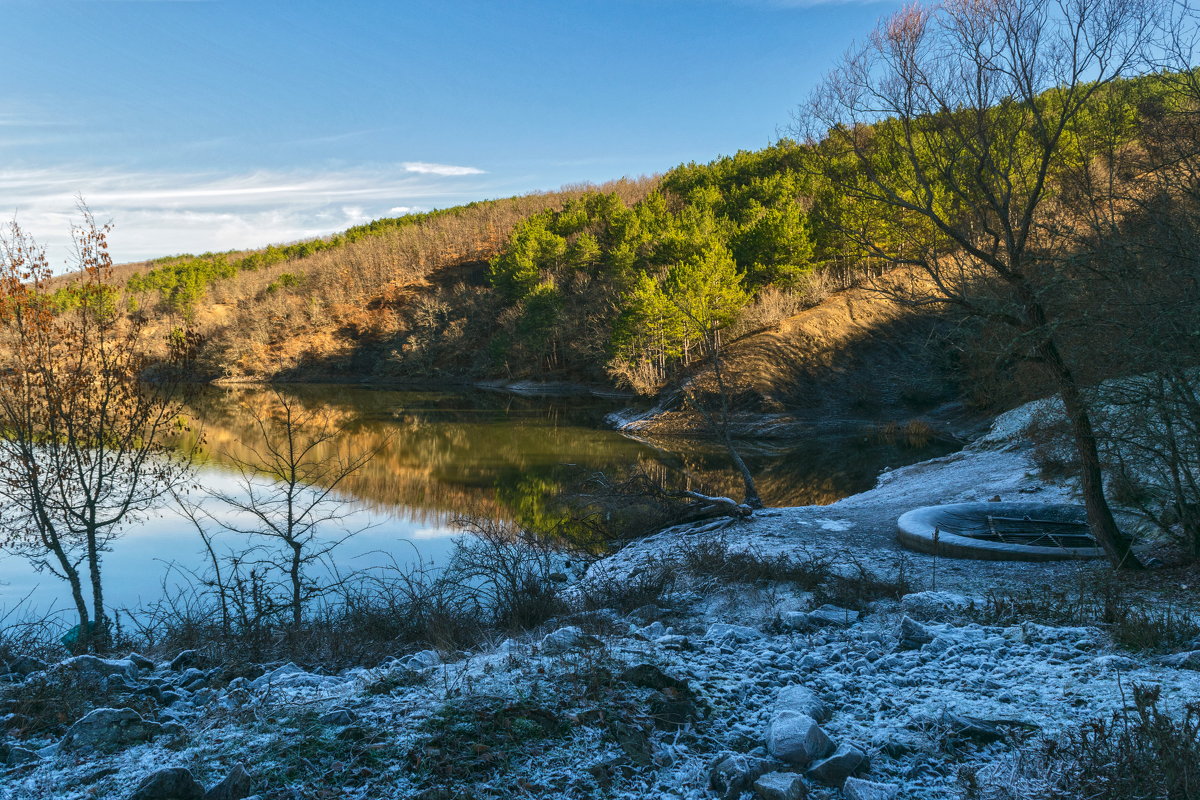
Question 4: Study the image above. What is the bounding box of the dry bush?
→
[968,685,1200,800]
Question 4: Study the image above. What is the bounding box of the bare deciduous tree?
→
[186,390,381,629]
[0,213,193,649]
[797,0,1166,567]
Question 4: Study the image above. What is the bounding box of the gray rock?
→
[127,767,204,800]
[60,707,165,752]
[767,712,834,767]
[806,605,860,627]
[897,616,935,650]
[52,655,139,683]
[169,650,200,672]
[776,685,829,723]
[179,668,208,690]
[5,655,48,676]
[540,626,599,655]
[753,771,808,800]
[806,742,868,784]
[248,663,342,691]
[706,623,764,642]
[621,664,691,695]
[943,713,1006,743]
[1157,650,1200,669]
[126,653,157,672]
[203,763,252,800]
[318,708,357,726]
[1,741,40,766]
[843,777,900,800]
[709,751,775,800]
[404,649,441,669]
[900,591,975,620]
[781,611,812,631]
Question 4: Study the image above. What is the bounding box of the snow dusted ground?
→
[595,400,1092,596]
[4,403,1200,799]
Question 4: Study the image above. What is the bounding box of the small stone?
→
[318,708,357,726]
[767,712,834,767]
[806,742,868,784]
[709,752,774,800]
[843,777,900,800]
[60,707,165,752]
[127,767,204,800]
[203,763,252,800]
[776,685,828,722]
[897,616,935,650]
[753,771,808,800]
[943,713,1005,743]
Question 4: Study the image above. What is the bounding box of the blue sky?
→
[2,0,897,263]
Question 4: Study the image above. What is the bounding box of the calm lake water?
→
[0,386,956,617]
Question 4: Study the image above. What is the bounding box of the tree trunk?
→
[290,542,303,628]
[86,529,108,648]
[723,429,763,509]
[1040,340,1144,569]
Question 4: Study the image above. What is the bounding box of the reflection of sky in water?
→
[0,387,959,624]
[0,466,461,622]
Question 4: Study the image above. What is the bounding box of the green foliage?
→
[486,153,815,384]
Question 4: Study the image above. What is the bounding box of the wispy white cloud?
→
[402,161,486,176]
[0,163,494,264]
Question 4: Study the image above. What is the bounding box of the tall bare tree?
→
[0,213,193,648]
[798,0,1166,567]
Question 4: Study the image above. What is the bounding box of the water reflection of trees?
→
[182,387,957,524]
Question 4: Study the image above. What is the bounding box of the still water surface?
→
[0,386,955,616]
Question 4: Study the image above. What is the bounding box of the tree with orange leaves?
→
[0,211,194,651]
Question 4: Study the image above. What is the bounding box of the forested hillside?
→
[87,70,1196,429]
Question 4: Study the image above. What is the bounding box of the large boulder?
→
[60,708,165,752]
[127,767,204,800]
[767,712,834,767]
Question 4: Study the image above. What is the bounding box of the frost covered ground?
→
[3,404,1199,799]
